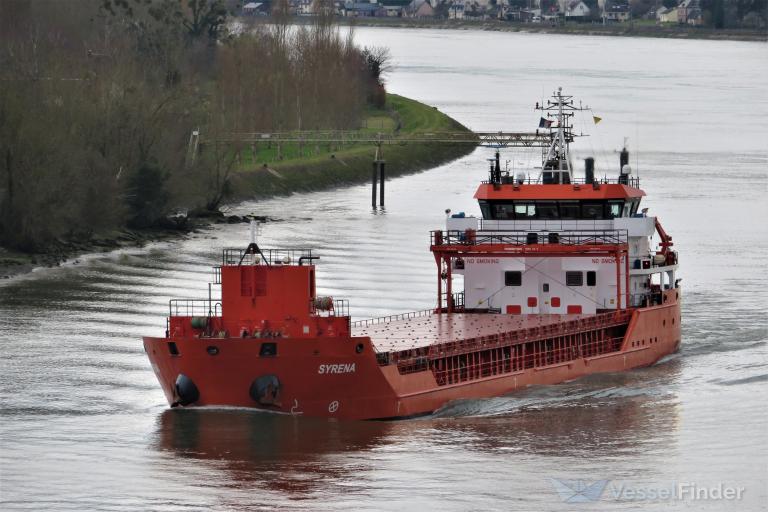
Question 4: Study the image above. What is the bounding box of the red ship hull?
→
[144,289,680,420]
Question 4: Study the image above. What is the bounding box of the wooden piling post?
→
[371,161,378,209]
[379,160,385,207]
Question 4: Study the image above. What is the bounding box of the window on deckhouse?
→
[505,271,522,286]
[566,271,583,287]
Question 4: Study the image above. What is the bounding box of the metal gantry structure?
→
[202,130,552,148]
[190,129,554,208]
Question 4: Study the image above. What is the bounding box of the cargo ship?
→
[144,89,681,420]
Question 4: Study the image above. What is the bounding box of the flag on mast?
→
[593,115,602,125]
[539,117,553,128]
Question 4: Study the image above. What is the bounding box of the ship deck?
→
[353,312,593,353]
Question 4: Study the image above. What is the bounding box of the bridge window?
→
[587,271,596,286]
[566,271,583,286]
[514,203,536,218]
[482,200,634,220]
[479,200,491,219]
[581,203,604,219]
[505,271,522,286]
[559,201,579,219]
[536,201,559,219]
[607,201,624,219]
[492,203,515,220]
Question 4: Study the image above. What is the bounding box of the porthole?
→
[355,343,364,354]
[206,346,219,356]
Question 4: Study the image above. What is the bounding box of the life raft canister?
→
[250,375,281,406]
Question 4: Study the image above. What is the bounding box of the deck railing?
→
[422,335,626,383]
[482,176,640,188]
[431,229,628,247]
[310,297,350,318]
[169,299,222,318]
[373,309,633,363]
[222,248,315,266]
[351,307,436,329]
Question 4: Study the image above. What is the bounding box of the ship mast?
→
[535,87,587,184]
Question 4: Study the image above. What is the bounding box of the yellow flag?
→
[593,115,602,125]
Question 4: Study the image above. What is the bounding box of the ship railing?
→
[439,291,465,311]
[629,291,667,308]
[169,299,222,318]
[481,176,640,188]
[352,291,466,328]
[395,335,627,379]
[478,218,614,232]
[310,297,350,318]
[431,229,628,247]
[374,309,633,363]
[222,248,314,266]
[351,307,436,329]
[212,266,222,284]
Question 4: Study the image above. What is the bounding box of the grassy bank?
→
[333,17,767,42]
[0,94,475,278]
[229,94,475,199]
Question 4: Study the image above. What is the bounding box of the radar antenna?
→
[535,87,588,184]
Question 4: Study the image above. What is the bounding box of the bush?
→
[126,165,170,229]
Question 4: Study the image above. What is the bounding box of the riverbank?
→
[335,17,766,42]
[229,94,474,199]
[0,94,474,279]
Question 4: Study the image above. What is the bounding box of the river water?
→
[1,28,766,511]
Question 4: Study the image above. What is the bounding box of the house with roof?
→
[564,0,591,19]
[404,0,436,17]
[656,5,678,23]
[678,0,703,24]
[342,1,386,16]
[381,0,409,16]
[602,0,630,22]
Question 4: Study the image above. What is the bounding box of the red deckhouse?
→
[144,89,681,420]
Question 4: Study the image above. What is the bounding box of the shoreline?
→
[0,214,269,281]
[334,18,767,42]
[0,95,475,280]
